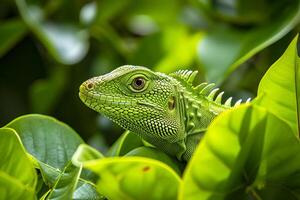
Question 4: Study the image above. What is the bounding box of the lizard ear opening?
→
[168,96,176,110]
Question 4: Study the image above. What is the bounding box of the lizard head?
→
[79,65,184,144]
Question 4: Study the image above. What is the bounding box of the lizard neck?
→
[179,89,228,136]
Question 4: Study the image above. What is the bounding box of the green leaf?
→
[75,157,181,200]
[0,19,27,57]
[6,114,102,199]
[125,146,184,175]
[47,162,81,200]
[15,0,89,65]
[5,114,83,186]
[199,1,300,82]
[107,131,144,157]
[6,114,84,175]
[72,145,180,199]
[0,128,37,200]
[180,105,300,200]
[256,35,300,136]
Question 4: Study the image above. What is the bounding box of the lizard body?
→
[79,65,248,161]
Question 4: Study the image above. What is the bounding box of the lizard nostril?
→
[87,82,94,89]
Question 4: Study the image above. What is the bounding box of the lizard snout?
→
[80,80,94,93]
[81,76,105,91]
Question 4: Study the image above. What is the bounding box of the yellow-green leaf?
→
[180,105,300,200]
[256,35,300,136]
[0,128,37,200]
[74,157,180,200]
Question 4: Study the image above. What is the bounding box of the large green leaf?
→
[256,35,300,135]
[0,128,37,200]
[6,114,84,173]
[5,114,101,199]
[73,155,180,200]
[15,0,89,65]
[180,105,300,200]
[0,19,27,57]
[198,0,300,82]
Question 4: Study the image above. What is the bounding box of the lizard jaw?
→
[79,88,135,110]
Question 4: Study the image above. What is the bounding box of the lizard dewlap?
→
[79,65,249,161]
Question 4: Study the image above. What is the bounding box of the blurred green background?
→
[1,0,299,152]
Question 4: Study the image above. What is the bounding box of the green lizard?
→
[79,65,250,161]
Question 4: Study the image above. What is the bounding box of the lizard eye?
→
[132,77,146,90]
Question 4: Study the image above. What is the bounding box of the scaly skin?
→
[79,65,248,161]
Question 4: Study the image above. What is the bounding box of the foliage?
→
[1,0,300,199]
[197,0,300,83]
[1,32,299,199]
